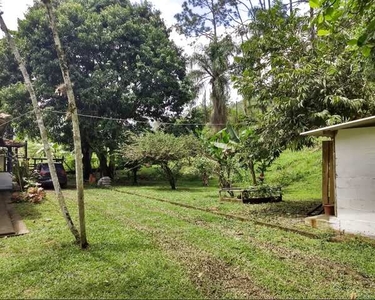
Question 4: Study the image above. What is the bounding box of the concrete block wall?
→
[335,127,375,237]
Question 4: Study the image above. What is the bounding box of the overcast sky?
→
[0,0,310,106]
[1,0,184,28]
[0,0,191,47]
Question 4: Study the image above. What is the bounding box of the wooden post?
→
[322,140,335,207]
[322,141,330,205]
[328,140,335,206]
[24,140,28,159]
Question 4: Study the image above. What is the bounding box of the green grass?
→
[115,147,323,233]
[266,147,322,201]
[0,195,202,299]
[1,148,375,298]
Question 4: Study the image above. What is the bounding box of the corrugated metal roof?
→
[301,116,375,137]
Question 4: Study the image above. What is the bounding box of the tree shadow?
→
[151,186,209,192]
[241,199,322,219]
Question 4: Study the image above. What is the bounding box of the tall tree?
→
[175,0,232,40]
[312,0,375,58]
[189,37,234,131]
[176,0,278,132]
[42,0,87,249]
[0,10,80,244]
[234,2,375,149]
[0,0,193,178]
[176,0,236,131]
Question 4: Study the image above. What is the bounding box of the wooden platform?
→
[0,191,28,237]
[0,172,12,191]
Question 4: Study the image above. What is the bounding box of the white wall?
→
[335,127,375,237]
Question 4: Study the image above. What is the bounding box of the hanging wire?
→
[0,109,35,127]
[49,110,247,127]
[0,108,247,129]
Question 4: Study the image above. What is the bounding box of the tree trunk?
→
[249,161,257,186]
[289,0,293,15]
[42,0,88,249]
[310,7,316,42]
[97,152,111,177]
[82,143,92,181]
[132,169,138,185]
[160,162,176,190]
[0,13,80,244]
[109,153,115,179]
[202,171,209,187]
[211,80,227,132]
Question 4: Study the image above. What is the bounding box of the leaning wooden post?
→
[0,12,80,243]
[322,141,330,205]
[42,0,88,248]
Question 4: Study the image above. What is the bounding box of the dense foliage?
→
[0,0,193,178]
[2,0,375,188]
[123,132,199,189]
[234,2,375,149]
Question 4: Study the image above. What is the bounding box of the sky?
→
[2,0,184,28]
[0,0,190,48]
[0,0,304,104]
[1,0,34,30]
[0,0,225,103]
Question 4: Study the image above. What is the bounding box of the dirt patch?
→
[156,234,272,299]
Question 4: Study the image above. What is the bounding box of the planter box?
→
[219,186,282,204]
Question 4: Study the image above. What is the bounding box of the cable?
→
[1,108,247,129]
[49,110,247,127]
[0,110,34,127]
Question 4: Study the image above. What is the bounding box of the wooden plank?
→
[0,172,13,191]
[328,140,335,206]
[0,196,15,236]
[322,141,330,205]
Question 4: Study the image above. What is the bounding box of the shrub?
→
[123,132,200,189]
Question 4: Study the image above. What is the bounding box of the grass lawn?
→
[1,148,375,298]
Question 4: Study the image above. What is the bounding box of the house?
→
[301,116,375,237]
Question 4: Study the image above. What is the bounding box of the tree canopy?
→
[233,2,375,149]
[0,0,194,177]
[123,131,199,189]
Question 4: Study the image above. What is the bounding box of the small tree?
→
[192,157,217,186]
[0,10,80,243]
[42,0,88,249]
[199,129,239,189]
[124,132,199,190]
[226,125,282,185]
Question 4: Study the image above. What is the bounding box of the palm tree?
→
[0,8,80,244]
[190,37,234,132]
[42,0,88,249]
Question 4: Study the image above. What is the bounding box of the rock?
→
[97,176,111,187]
